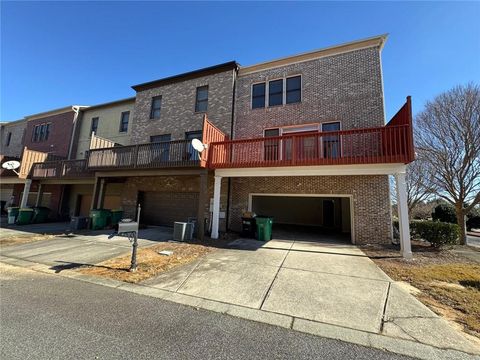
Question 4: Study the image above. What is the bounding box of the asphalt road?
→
[467,235,480,248]
[0,264,414,360]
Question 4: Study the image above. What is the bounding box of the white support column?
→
[395,173,413,259]
[96,179,106,209]
[211,176,222,239]
[20,179,33,208]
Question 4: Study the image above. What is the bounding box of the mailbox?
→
[117,220,139,235]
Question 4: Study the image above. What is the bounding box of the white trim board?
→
[248,193,355,244]
[215,164,406,178]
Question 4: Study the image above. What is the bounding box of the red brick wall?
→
[229,175,392,244]
[24,111,75,157]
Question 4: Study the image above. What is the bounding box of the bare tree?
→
[416,83,480,244]
[390,158,436,218]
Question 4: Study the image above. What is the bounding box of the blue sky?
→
[1,1,479,121]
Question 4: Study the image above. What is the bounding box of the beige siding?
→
[75,101,135,159]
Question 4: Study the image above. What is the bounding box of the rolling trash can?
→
[7,207,20,225]
[110,209,124,226]
[255,216,273,241]
[90,209,111,230]
[241,217,256,238]
[32,207,50,223]
[16,208,34,225]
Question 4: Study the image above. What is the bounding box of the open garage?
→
[249,194,353,242]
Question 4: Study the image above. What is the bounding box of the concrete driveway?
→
[0,222,173,268]
[142,235,479,354]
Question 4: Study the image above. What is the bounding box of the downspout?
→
[226,66,238,232]
[67,106,81,160]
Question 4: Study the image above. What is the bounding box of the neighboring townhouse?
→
[207,34,414,258]
[85,61,238,238]
[10,106,86,219]
[0,119,27,158]
[0,119,27,208]
[66,98,135,217]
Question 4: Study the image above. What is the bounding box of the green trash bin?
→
[32,207,50,223]
[16,208,34,225]
[90,209,111,230]
[110,209,124,226]
[7,207,20,225]
[256,216,273,241]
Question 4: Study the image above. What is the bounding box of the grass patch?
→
[364,242,480,338]
[0,234,57,247]
[78,242,213,283]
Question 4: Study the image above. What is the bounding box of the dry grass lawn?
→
[363,241,480,339]
[78,242,213,283]
[0,234,57,247]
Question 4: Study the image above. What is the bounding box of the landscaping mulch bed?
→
[362,241,480,339]
[78,242,214,283]
[0,234,57,247]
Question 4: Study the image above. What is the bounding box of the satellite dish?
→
[191,138,207,153]
[2,160,21,175]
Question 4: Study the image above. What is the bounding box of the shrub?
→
[432,203,457,224]
[467,216,480,231]
[413,220,459,247]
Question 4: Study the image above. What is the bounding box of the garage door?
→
[141,192,199,226]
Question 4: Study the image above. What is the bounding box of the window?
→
[150,96,162,119]
[119,111,129,132]
[195,86,208,112]
[268,79,283,106]
[6,132,12,146]
[150,134,171,161]
[264,128,280,161]
[90,117,99,135]
[286,76,301,104]
[44,123,50,140]
[322,122,341,158]
[252,83,266,109]
[39,124,46,141]
[185,130,203,160]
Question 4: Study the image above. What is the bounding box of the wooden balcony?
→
[31,159,93,179]
[85,116,228,171]
[207,97,415,169]
[87,140,201,170]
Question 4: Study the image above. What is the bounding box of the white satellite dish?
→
[2,160,21,175]
[191,138,207,153]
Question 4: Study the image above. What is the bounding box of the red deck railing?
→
[207,97,414,169]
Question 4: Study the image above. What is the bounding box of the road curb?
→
[1,258,479,359]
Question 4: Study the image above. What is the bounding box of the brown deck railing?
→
[207,97,414,169]
[31,159,93,179]
[87,139,200,170]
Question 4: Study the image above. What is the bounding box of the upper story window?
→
[252,83,266,109]
[150,96,162,119]
[119,111,129,132]
[6,132,12,146]
[268,79,283,107]
[150,134,171,143]
[32,123,50,142]
[286,76,301,104]
[195,86,208,112]
[252,75,302,109]
[90,117,99,135]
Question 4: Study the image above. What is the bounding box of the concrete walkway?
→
[0,223,173,268]
[141,236,479,356]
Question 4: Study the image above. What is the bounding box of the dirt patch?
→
[0,234,57,247]
[78,242,214,283]
[362,241,480,339]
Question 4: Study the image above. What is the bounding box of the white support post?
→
[395,173,413,259]
[96,179,106,209]
[20,179,32,208]
[211,176,222,239]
